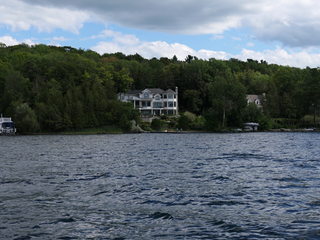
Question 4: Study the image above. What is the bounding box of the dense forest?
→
[0,43,319,133]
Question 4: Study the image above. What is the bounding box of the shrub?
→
[151,118,162,131]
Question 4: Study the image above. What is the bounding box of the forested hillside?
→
[0,43,319,132]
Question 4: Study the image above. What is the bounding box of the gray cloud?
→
[14,0,320,47]
[90,29,320,68]
[19,0,250,33]
[0,0,89,33]
[253,20,320,48]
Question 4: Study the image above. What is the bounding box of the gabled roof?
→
[164,89,175,94]
[246,94,263,102]
[146,88,164,94]
[124,88,176,95]
[126,90,141,95]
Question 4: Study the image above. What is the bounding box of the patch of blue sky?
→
[212,27,280,53]
[0,21,281,55]
[100,23,280,54]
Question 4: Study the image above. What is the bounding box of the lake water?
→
[1,132,320,239]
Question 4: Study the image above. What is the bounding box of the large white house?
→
[119,87,178,116]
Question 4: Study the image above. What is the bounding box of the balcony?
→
[138,106,152,109]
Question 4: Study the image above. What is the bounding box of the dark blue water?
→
[1,132,320,239]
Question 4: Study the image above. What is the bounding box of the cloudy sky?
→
[1,0,320,68]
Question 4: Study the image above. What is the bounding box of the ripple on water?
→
[52,217,76,224]
[206,200,245,206]
[1,133,320,239]
[149,212,173,220]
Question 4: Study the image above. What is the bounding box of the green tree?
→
[177,114,190,130]
[273,67,301,118]
[242,103,262,122]
[182,89,202,114]
[113,68,134,93]
[14,102,40,133]
[207,73,246,128]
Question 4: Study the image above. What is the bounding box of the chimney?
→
[175,87,178,115]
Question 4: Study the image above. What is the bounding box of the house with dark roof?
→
[118,87,178,117]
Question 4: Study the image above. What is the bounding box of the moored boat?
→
[0,117,16,135]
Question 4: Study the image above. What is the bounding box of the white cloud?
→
[19,0,246,34]
[91,30,228,61]
[246,42,255,47]
[0,0,90,33]
[0,36,19,46]
[95,30,140,46]
[91,30,320,68]
[236,48,320,68]
[17,0,320,47]
[247,0,320,47]
[0,35,35,46]
[23,39,36,46]
[52,36,68,42]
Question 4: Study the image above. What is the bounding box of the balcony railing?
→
[0,117,12,122]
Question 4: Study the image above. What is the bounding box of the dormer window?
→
[144,92,149,98]
[154,94,161,100]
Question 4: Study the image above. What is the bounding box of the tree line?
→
[0,43,319,132]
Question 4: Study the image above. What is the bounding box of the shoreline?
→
[8,127,319,136]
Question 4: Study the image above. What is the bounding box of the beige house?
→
[246,94,265,109]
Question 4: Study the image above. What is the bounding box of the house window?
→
[168,94,173,99]
[142,101,151,107]
[168,102,174,107]
[153,102,163,108]
[174,102,176,107]
[144,92,149,98]
[155,94,161,100]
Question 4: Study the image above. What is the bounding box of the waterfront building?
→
[246,94,265,109]
[243,122,260,131]
[119,87,178,117]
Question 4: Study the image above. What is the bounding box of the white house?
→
[246,94,265,109]
[119,87,178,117]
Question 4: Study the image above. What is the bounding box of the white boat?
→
[0,117,16,135]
